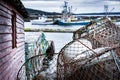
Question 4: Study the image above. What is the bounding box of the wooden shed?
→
[0,0,28,80]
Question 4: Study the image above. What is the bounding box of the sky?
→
[21,0,120,13]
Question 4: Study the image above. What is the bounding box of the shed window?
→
[12,11,16,48]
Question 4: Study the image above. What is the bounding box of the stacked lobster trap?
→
[57,17,120,80]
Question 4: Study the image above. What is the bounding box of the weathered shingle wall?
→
[0,1,25,80]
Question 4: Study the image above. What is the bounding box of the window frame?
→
[12,11,17,48]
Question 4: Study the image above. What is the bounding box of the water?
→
[25,22,84,53]
[25,32,73,53]
[25,22,84,31]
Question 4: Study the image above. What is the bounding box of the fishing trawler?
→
[54,1,90,25]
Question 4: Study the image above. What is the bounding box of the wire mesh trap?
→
[17,55,45,80]
[17,54,58,80]
[57,17,120,80]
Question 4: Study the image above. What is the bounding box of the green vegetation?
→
[25,28,74,33]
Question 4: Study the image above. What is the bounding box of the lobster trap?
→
[57,17,120,80]
[17,53,58,80]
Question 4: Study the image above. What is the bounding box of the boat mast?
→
[62,1,68,21]
[104,0,109,17]
[62,1,72,21]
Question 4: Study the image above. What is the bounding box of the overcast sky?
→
[21,0,120,13]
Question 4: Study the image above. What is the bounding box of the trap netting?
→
[17,33,57,80]
[57,17,120,80]
[17,53,58,80]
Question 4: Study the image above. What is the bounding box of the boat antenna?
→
[104,4,108,17]
[62,1,68,13]
[110,7,115,12]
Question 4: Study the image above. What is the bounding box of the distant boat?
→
[54,19,90,25]
[54,1,91,25]
[31,15,53,25]
[114,19,120,26]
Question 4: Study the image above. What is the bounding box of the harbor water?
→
[25,21,120,53]
[25,22,84,53]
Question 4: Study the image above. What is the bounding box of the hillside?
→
[26,8,61,15]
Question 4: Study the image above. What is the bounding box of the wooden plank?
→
[16,28,24,33]
[10,55,25,80]
[11,45,24,57]
[0,74,2,80]
[16,55,25,66]
[13,56,25,76]
[17,41,24,48]
[17,33,25,39]
[16,15,24,23]
[0,34,12,43]
[0,9,12,19]
[0,51,21,72]
[1,68,11,80]
[16,45,25,52]
[0,25,12,33]
[10,71,16,80]
[0,47,12,59]
[0,16,12,25]
[17,42,24,48]
[10,52,25,75]
[0,1,24,23]
[0,54,11,67]
[0,55,11,74]
[12,55,25,71]
[0,41,12,51]
[11,51,25,65]
[0,48,24,74]
[0,61,13,79]
[13,53,25,64]
[16,22,24,29]
[9,71,16,80]
[16,18,24,25]
[12,50,25,66]
[0,4,12,15]
[0,1,12,11]
[17,38,25,43]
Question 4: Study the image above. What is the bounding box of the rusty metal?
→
[57,17,120,80]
